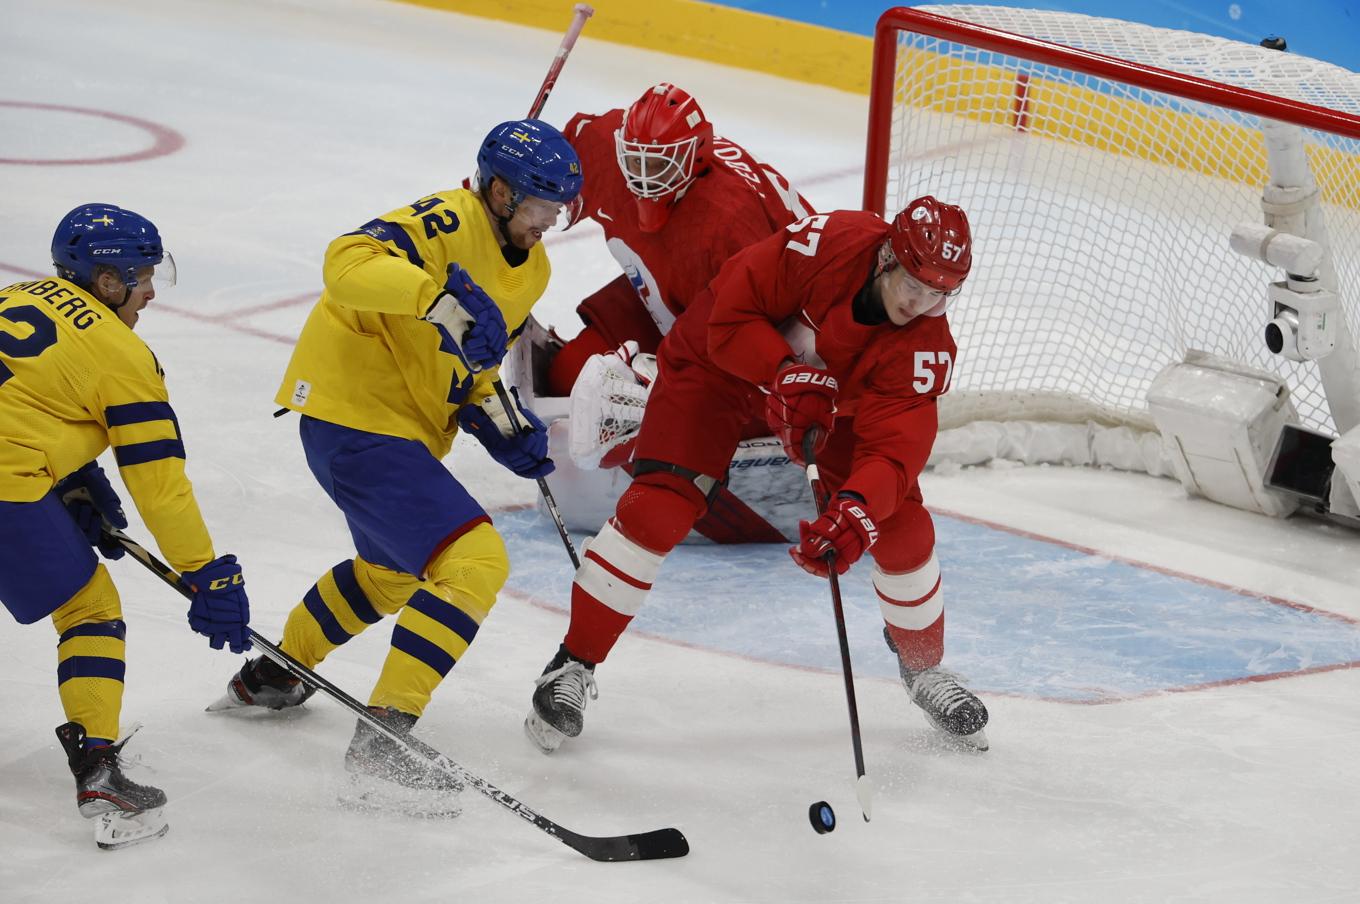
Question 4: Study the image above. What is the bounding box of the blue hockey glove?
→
[422,263,508,371]
[457,387,555,479]
[54,461,128,560]
[182,555,253,654]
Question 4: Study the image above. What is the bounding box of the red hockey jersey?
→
[564,108,811,337]
[707,210,958,519]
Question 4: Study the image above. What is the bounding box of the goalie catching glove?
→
[423,263,508,371]
[791,492,878,577]
[766,362,837,466]
[458,387,554,479]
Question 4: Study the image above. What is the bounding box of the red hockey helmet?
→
[889,196,972,292]
[614,83,714,231]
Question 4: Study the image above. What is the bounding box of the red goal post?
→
[862,5,1360,456]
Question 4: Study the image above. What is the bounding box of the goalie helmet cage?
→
[863,5,1360,448]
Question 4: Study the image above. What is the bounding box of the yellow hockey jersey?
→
[0,277,215,572]
[275,189,551,458]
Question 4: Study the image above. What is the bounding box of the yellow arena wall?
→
[391,0,875,94]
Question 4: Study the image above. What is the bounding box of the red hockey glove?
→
[791,493,878,577]
[766,363,837,466]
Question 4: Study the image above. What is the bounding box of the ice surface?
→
[2,1,1359,902]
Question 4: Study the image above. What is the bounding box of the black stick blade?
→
[560,827,690,862]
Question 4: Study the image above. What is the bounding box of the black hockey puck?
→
[808,801,836,834]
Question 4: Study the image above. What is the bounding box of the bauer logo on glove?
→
[777,369,838,391]
[766,362,838,466]
[791,493,878,578]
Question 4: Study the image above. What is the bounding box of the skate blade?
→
[206,691,311,717]
[205,691,248,712]
[930,722,989,752]
[523,712,567,754]
[337,773,461,819]
[960,728,990,752]
[95,807,169,850]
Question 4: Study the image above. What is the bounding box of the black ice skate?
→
[207,655,316,712]
[524,644,598,754]
[883,628,990,751]
[56,721,170,850]
[339,706,462,818]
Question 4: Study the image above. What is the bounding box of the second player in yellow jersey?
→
[215,119,583,812]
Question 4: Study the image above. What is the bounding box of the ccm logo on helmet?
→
[779,371,838,391]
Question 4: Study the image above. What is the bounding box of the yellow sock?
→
[368,523,508,716]
[280,559,396,668]
[52,565,125,743]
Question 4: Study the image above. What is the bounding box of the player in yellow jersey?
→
[0,204,252,848]
[211,119,581,813]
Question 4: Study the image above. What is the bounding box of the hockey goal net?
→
[865,5,1360,455]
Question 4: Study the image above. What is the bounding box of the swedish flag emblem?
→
[92,215,114,226]
[510,130,534,144]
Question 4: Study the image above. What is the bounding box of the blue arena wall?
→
[706,1,1359,71]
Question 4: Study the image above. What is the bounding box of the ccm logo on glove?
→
[207,573,245,591]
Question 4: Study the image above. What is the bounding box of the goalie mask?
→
[615,83,713,233]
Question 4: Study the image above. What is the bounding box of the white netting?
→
[567,353,651,469]
[878,5,1360,436]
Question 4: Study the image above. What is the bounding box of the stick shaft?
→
[108,529,685,859]
[528,4,595,119]
[802,432,872,821]
[492,379,580,569]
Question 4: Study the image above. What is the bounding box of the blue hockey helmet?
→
[51,203,168,290]
[476,119,582,205]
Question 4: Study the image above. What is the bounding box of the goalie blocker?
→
[504,315,811,543]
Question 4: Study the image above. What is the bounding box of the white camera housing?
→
[1265,279,1339,362]
[1230,223,1339,363]
[1229,223,1324,275]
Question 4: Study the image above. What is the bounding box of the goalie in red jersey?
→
[532,85,815,540]
[526,197,990,753]
[547,82,811,399]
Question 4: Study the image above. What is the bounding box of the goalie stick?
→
[803,431,874,823]
[107,527,686,862]
[528,3,594,120]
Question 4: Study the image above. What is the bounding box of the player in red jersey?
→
[545,82,811,399]
[525,197,991,753]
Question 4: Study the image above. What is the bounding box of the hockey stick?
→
[528,4,594,120]
[492,378,581,569]
[802,431,874,823]
[478,3,595,571]
[108,528,686,861]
